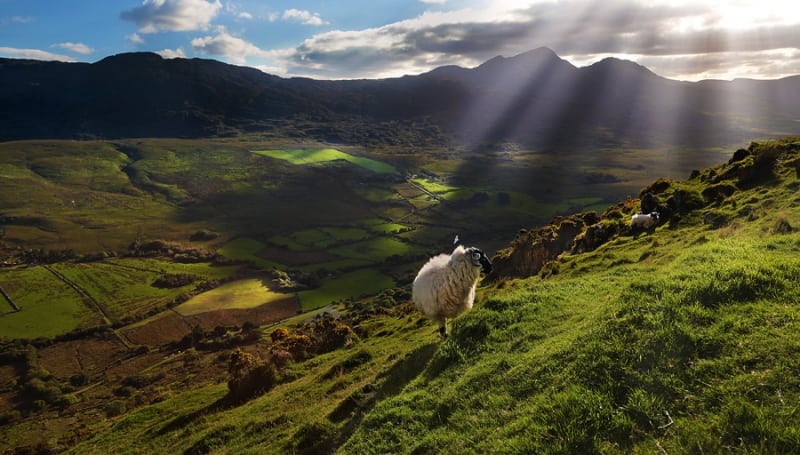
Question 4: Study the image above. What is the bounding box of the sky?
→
[1,0,799,81]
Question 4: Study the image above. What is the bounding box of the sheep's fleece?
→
[412,245,492,335]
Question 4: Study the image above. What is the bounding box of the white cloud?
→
[238,12,253,20]
[420,0,447,4]
[127,33,145,44]
[282,9,327,26]
[157,47,187,59]
[120,0,222,33]
[51,42,94,55]
[0,47,74,61]
[191,29,270,64]
[11,16,34,24]
[275,0,800,80]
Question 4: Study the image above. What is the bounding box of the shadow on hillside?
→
[329,342,438,444]
[151,395,233,438]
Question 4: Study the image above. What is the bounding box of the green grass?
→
[0,266,93,339]
[410,177,457,194]
[253,148,399,174]
[174,279,289,316]
[297,269,396,311]
[342,232,800,454]
[0,258,241,340]
[7,137,800,453]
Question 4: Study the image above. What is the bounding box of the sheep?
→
[412,245,493,338]
[630,212,660,230]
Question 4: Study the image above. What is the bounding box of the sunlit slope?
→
[63,138,800,454]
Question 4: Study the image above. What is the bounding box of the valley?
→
[0,135,797,453]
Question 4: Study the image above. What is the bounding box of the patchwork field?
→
[1,138,737,343]
[253,148,399,174]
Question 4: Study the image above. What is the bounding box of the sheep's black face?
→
[468,248,493,274]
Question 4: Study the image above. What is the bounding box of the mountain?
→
[1,48,799,147]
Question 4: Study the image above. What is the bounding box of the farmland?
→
[0,138,738,344]
[0,137,752,453]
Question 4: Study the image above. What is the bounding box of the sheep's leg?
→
[437,317,448,338]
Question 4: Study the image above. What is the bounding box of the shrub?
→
[226,349,277,403]
[104,400,127,417]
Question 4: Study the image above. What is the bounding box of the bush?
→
[104,400,127,417]
[226,349,277,403]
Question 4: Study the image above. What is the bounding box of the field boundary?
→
[0,284,20,312]
[43,265,135,349]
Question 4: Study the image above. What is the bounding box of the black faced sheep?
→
[411,245,492,338]
[631,212,660,230]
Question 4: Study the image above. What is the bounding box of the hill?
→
[1,48,799,149]
[3,137,800,453]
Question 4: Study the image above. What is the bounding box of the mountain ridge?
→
[2,48,799,147]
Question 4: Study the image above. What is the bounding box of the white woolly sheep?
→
[412,245,493,338]
[631,212,660,230]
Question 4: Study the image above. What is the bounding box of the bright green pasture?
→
[174,279,287,316]
[410,177,457,194]
[0,266,92,339]
[253,148,398,174]
[297,268,395,311]
[218,237,284,270]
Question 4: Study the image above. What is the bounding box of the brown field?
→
[180,296,300,331]
[38,338,129,379]
[394,182,426,199]
[122,296,300,346]
[121,312,193,346]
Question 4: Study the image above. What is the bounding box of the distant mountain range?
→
[1,47,799,147]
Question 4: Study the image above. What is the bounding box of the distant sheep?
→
[412,245,492,338]
[631,212,660,230]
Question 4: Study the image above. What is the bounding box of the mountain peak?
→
[94,52,165,66]
[583,56,663,80]
[477,46,571,70]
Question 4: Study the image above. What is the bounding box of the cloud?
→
[276,0,800,80]
[282,9,327,26]
[127,33,145,44]
[120,0,222,33]
[11,16,34,24]
[191,29,270,64]
[419,0,447,4]
[0,47,74,61]
[238,12,253,20]
[51,42,94,55]
[157,47,186,59]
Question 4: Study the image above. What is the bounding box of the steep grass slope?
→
[343,138,800,453]
[26,137,800,454]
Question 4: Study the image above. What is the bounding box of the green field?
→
[297,268,396,311]
[174,279,288,316]
[253,148,399,174]
[0,258,241,340]
[0,266,93,339]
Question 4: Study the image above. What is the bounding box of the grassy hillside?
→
[3,138,800,453]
